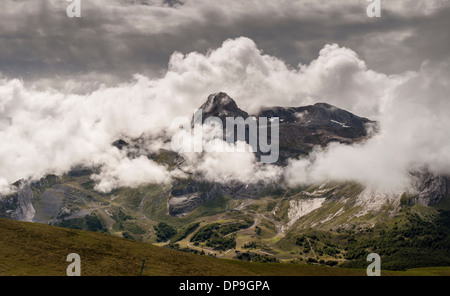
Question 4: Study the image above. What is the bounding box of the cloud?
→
[0,36,449,194]
[0,75,187,191]
[178,138,283,184]
[285,58,450,190]
[165,38,409,117]
[89,149,174,193]
[1,0,449,89]
[0,178,16,196]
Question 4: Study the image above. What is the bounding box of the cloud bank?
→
[0,37,449,194]
[286,58,450,189]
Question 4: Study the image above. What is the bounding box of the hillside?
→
[1,218,450,276]
[0,217,359,276]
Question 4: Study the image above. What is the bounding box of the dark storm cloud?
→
[0,0,448,90]
[344,6,450,73]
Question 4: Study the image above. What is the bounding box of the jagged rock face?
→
[354,187,402,217]
[259,103,371,139]
[168,181,221,216]
[112,139,129,150]
[411,172,448,206]
[31,174,60,188]
[258,103,375,163]
[197,92,249,123]
[14,181,35,222]
[282,173,449,232]
[287,197,326,228]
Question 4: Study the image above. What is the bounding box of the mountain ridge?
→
[192,92,374,163]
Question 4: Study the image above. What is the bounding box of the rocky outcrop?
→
[258,102,375,164]
[168,181,221,216]
[196,92,250,124]
[112,139,129,150]
[14,181,36,222]
[354,187,402,217]
[287,197,326,227]
[411,172,448,206]
[283,173,449,232]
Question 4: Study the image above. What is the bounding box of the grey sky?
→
[1,0,449,90]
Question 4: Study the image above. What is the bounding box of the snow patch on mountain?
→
[330,119,350,128]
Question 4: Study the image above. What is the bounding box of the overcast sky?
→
[1,0,449,90]
[1,0,450,194]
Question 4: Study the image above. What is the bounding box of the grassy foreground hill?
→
[1,218,450,276]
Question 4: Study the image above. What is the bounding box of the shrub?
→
[154,222,177,242]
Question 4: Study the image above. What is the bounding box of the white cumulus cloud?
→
[0,37,449,194]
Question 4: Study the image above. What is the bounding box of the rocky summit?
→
[193,92,374,163]
[197,92,250,123]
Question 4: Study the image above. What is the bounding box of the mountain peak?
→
[202,92,236,112]
[198,92,249,121]
[313,102,335,109]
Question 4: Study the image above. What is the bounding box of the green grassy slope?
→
[1,218,449,276]
[0,218,360,276]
